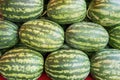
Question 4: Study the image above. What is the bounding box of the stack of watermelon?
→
[0,0,120,80]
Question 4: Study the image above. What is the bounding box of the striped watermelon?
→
[19,19,64,52]
[45,49,90,80]
[91,49,120,80]
[0,20,18,49]
[109,25,120,49]
[0,47,44,80]
[65,22,109,52]
[87,0,120,27]
[0,0,43,22]
[47,0,86,24]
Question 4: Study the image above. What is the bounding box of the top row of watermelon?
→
[1,0,120,27]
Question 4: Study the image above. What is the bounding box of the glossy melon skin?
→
[109,26,120,49]
[65,22,109,52]
[45,49,90,80]
[87,0,120,27]
[0,47,44,80]
[0,20,18,49]
[91,49,120,80]
[47,0,86,24]
[1,0,43,22]
[19,19,64,52]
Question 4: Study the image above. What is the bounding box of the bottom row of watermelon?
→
[1,46,120,80]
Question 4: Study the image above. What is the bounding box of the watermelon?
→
[47,0,86,24]
[0,20,18,49]
[19,19,64,52]
[45,49,90,80]
[91,49,120,80]
[0,47,44,80]
[0,0,43,22]
[109,25,120,49]
[87,0,120,27]
[65,22,109,52]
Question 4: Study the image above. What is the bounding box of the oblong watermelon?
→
[65,22,109,52]
[19,19,64,52]
[45,49,90,80]
[109,25,120,49]
[87,0,120,27]
[0,47,44,80]
[1,0,43,22]
[47,0,86,24]
[0,20,18,49]
[91,49,120,80]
